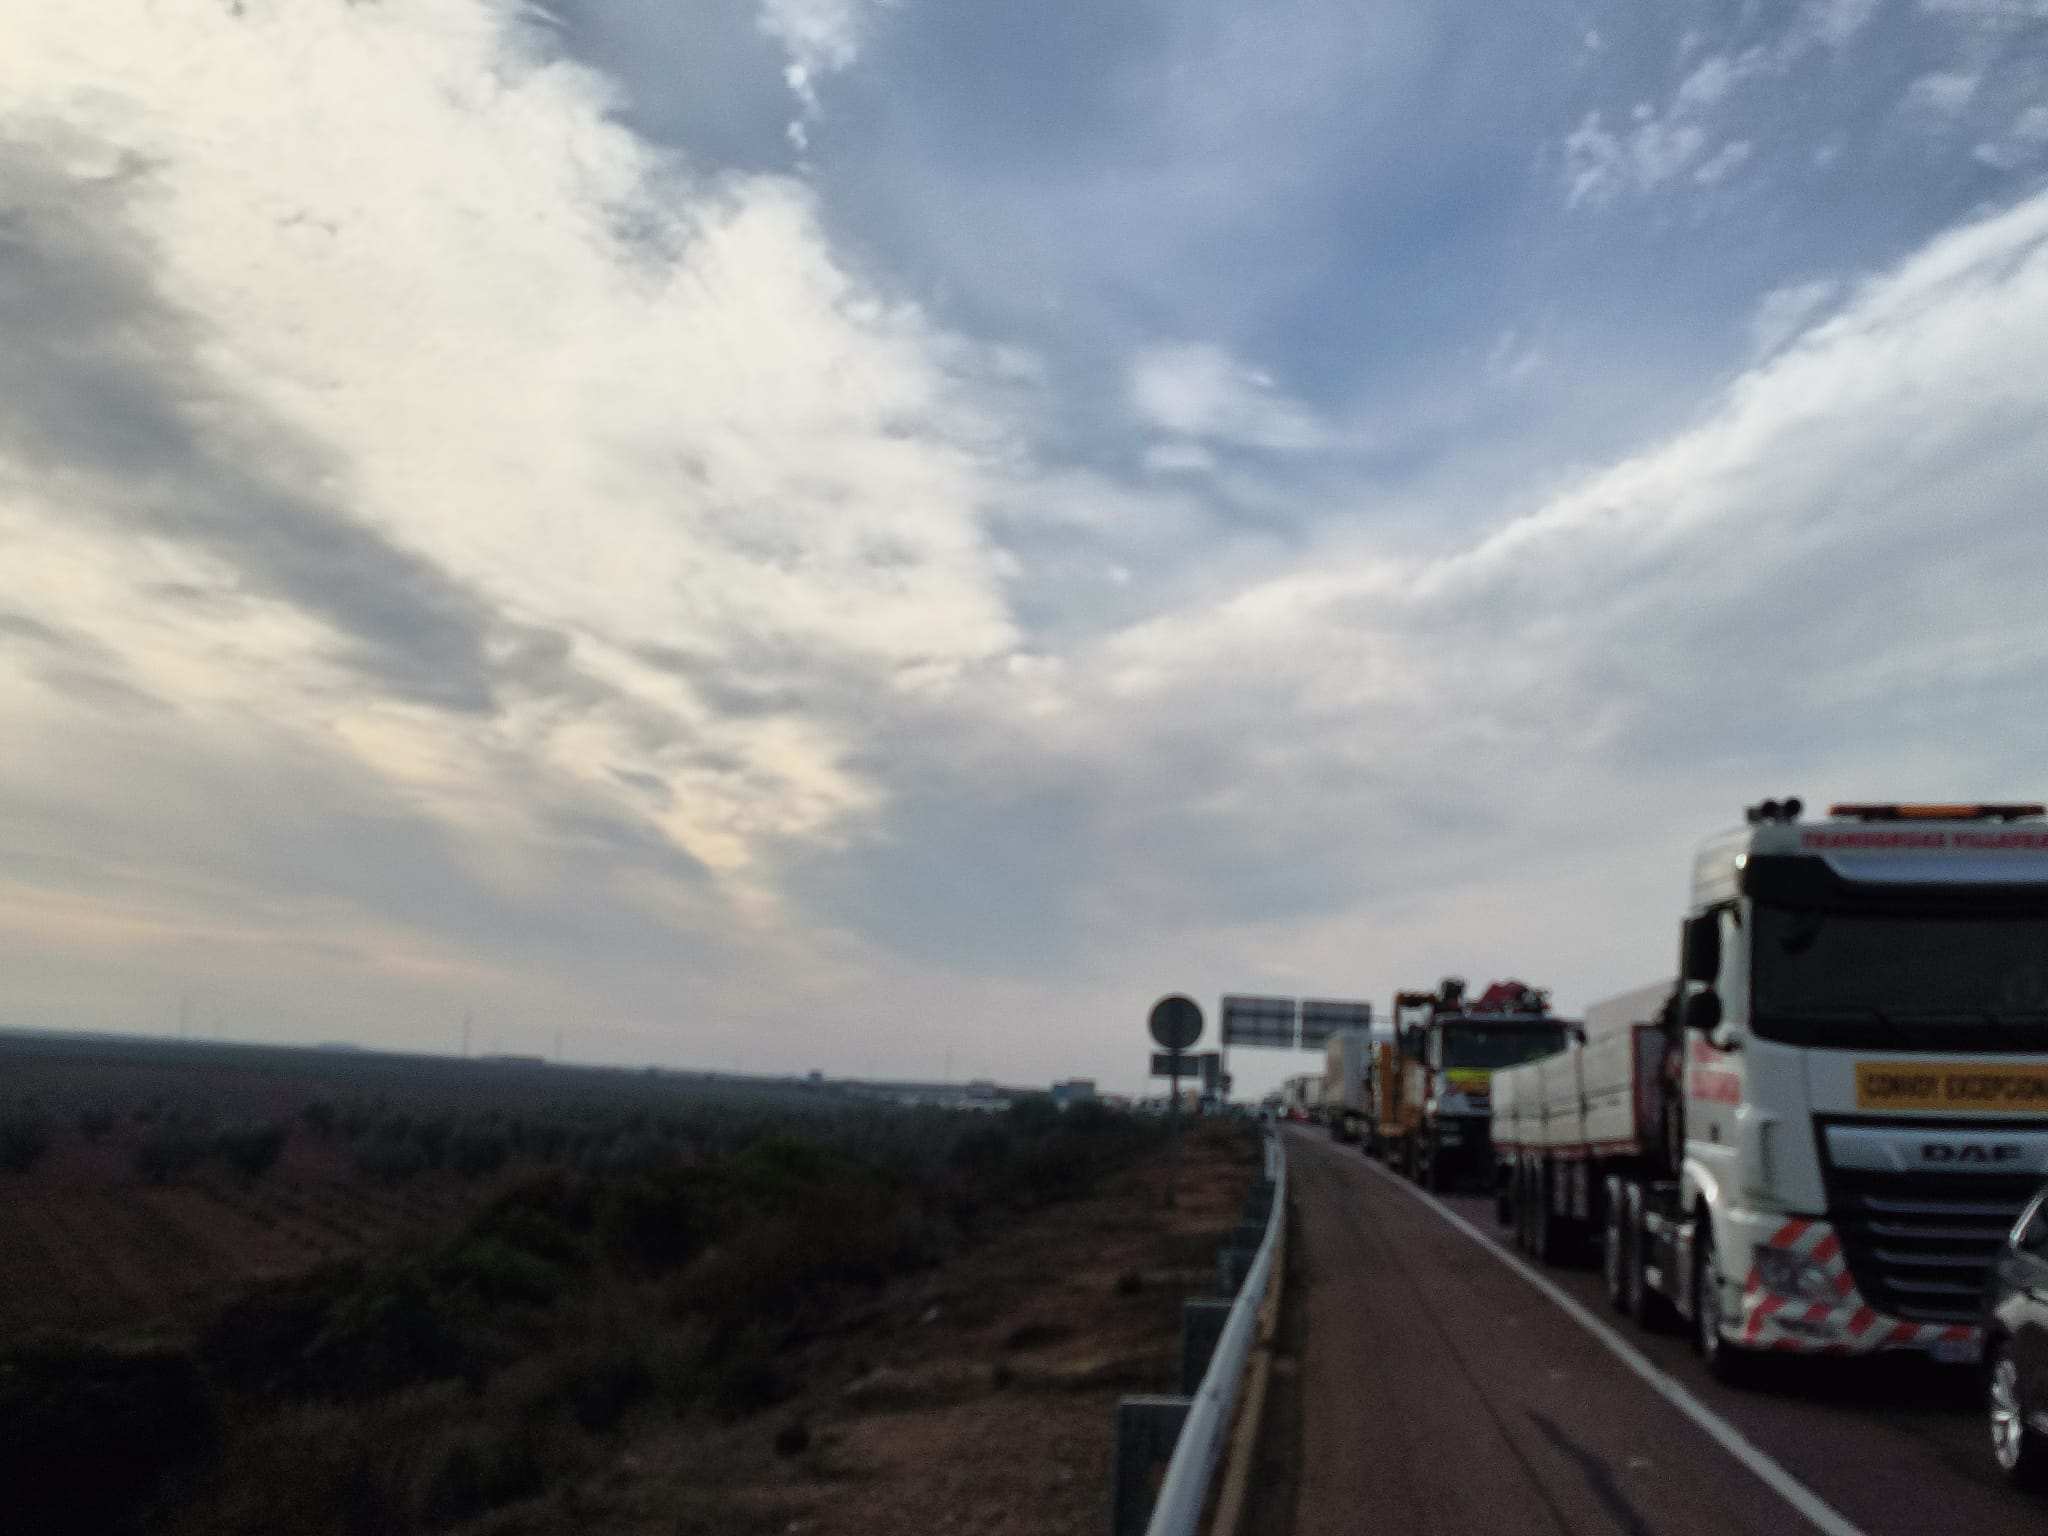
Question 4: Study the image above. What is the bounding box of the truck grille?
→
[1820,1164,2033,1324]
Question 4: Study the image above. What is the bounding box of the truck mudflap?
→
[1737,1217,1981,1362]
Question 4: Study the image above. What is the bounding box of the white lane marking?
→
[1348,1152,1869,1536]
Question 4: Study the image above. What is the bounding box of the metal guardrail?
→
[1142,1127,1286,1536]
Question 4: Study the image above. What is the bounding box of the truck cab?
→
[1672,800,2048,1371]
[1382,979,1574,1190]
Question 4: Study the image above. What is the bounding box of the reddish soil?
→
[0,1126,515,1342]
[566,1121,1263,1536]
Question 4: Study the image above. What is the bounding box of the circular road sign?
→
[1148,994,1203,1051]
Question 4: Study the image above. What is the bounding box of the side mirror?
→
[1682,989,1723,1036]
[1682,915,1721,983]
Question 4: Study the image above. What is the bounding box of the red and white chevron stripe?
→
[1734,1217,1979,1357]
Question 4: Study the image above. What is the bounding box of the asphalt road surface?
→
[1283,1126,2048,1536]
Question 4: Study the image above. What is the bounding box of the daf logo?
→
[1921,1141,2021,1164]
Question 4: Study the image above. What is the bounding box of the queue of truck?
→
[1309,800,2048,1483]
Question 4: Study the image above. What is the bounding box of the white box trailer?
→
[1320,1029,1371,1141]
[1490,982,1670,1232]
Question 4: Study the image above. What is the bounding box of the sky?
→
[5,0,2048,1097]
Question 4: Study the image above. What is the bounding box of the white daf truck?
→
[1495,799,2048,1381]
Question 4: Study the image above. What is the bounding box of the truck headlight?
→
[1751,1244,1834,1302]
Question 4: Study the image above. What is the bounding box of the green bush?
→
[133,1123,207,1184]
[596,1171,712,1274]
[406,1417,545,1529]
[448,1120,510,1179]
[353,1126,427,1185]
[0,1113,49,1174]
[215,1121,287,1181]
[76,1106,117,1142]
[0,1333,219,1535]
[203,1263,367,1396]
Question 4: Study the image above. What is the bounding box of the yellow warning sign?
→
[1857,1063,2048,1112]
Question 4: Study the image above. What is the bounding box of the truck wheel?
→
[1625,1184,1679,1333]
[1530,1163,1557,1264]
[1403,1136,1420,1183]
[1426,1131,1452,1193]
[1601,1175,1629,1314]
[1695,1226,1757,1386]
[1990,1339,2048,1487]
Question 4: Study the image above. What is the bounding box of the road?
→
[1282,1127,2048,1536]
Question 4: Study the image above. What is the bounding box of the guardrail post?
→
[1242,1178,1274,1224]
[1217,1244,1254,1296]
[1180,1299,1232,1393]
[1113,1395,1191,1536]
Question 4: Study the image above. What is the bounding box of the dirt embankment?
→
[585,1121,1261,1536]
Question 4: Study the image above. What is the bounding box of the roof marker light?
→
[1827,803,2047,823]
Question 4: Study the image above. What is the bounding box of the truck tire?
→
[1530,1162,1558,1264]
[1624,1183,1679,1332]
[1425,1130,1452,1193]
[1402,1135,1419,1183]
[1601,1175,1629,1314]
[1694,1225,1758,1386]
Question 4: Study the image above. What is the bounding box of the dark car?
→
[1985,1183,2048,1487]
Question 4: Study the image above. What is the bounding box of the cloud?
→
[1907,70,1982,113]
[1127,343,1326,453]
[757,0,890,127]
[1749,277,1841,354]
[1143,441,1219,475]
[1692,139,1753,184]
[1562,112,1711,204]
[0,0,1033,1035]
[1807,0,1879,47]
[902,185,2048,978]
[1973,105,2048,166]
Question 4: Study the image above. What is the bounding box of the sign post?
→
[1148,994,1203,1209]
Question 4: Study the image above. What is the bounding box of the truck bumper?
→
[1728,1213,1981,1362]
[1430,1116,1491,1177]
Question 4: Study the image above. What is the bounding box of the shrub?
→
[1003,1095,1062,1138]
[448,1121,510,1180]
[76,1107,116,1142]
[704,1325,788,1419]
[353,1127,427,1186]
[597,1172,711,1275]
[203,1263,368,1396]
[215,1121,287,1181]
[299,1265,470,1400]
[406,1417,545,1529]
[0,1333,219,1535]
[133,1124,207,1184]
[0,1113,49,1174]
[300,1099,337,1139]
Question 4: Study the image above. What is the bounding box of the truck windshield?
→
[1752,906,2048,1046]
[1442,1024,1570,1068]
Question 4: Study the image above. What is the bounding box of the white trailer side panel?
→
[1580,981,1672,1153]
[1491,1060,1528,1150]
[1535,1048,1583,1152]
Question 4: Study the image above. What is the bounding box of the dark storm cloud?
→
[0,146,504,714]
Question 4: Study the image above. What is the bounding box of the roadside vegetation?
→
[0,1095,1158,1536]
